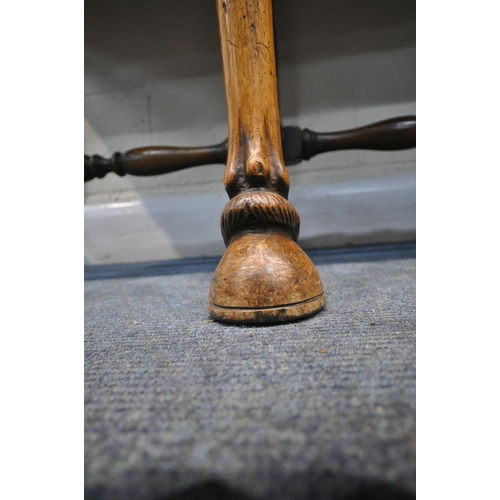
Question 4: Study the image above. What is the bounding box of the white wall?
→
[84,0,416,264]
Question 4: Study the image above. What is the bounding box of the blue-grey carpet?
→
[85,243,416,500]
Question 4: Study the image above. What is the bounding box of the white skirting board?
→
[84,172,415,265]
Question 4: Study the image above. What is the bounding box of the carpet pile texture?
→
[85,243,416,500]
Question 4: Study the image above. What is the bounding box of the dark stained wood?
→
[85,116,416,180]
[84,141,228,182]
[301,115,416,161]
[83,0,416,324]
[209,0,325,323]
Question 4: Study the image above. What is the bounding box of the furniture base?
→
[209,231,325,323]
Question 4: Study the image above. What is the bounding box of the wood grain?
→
[84,116,416,180]
[209,0,325,323]
[216,0,289,199]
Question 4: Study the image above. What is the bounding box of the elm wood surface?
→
[84,116,416,181]
[209,0,325,323]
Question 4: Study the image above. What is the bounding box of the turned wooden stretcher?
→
[84,116,415,181]
[84,0,416,324]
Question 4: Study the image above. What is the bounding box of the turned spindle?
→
[209,0,325,323]
[84,116,416,181]
[84,141,228,182]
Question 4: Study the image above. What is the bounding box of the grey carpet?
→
[85,243,416,500]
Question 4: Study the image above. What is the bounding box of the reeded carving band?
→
[220,189,300,246]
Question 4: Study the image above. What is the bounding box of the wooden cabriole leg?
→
[209,0,325,323]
